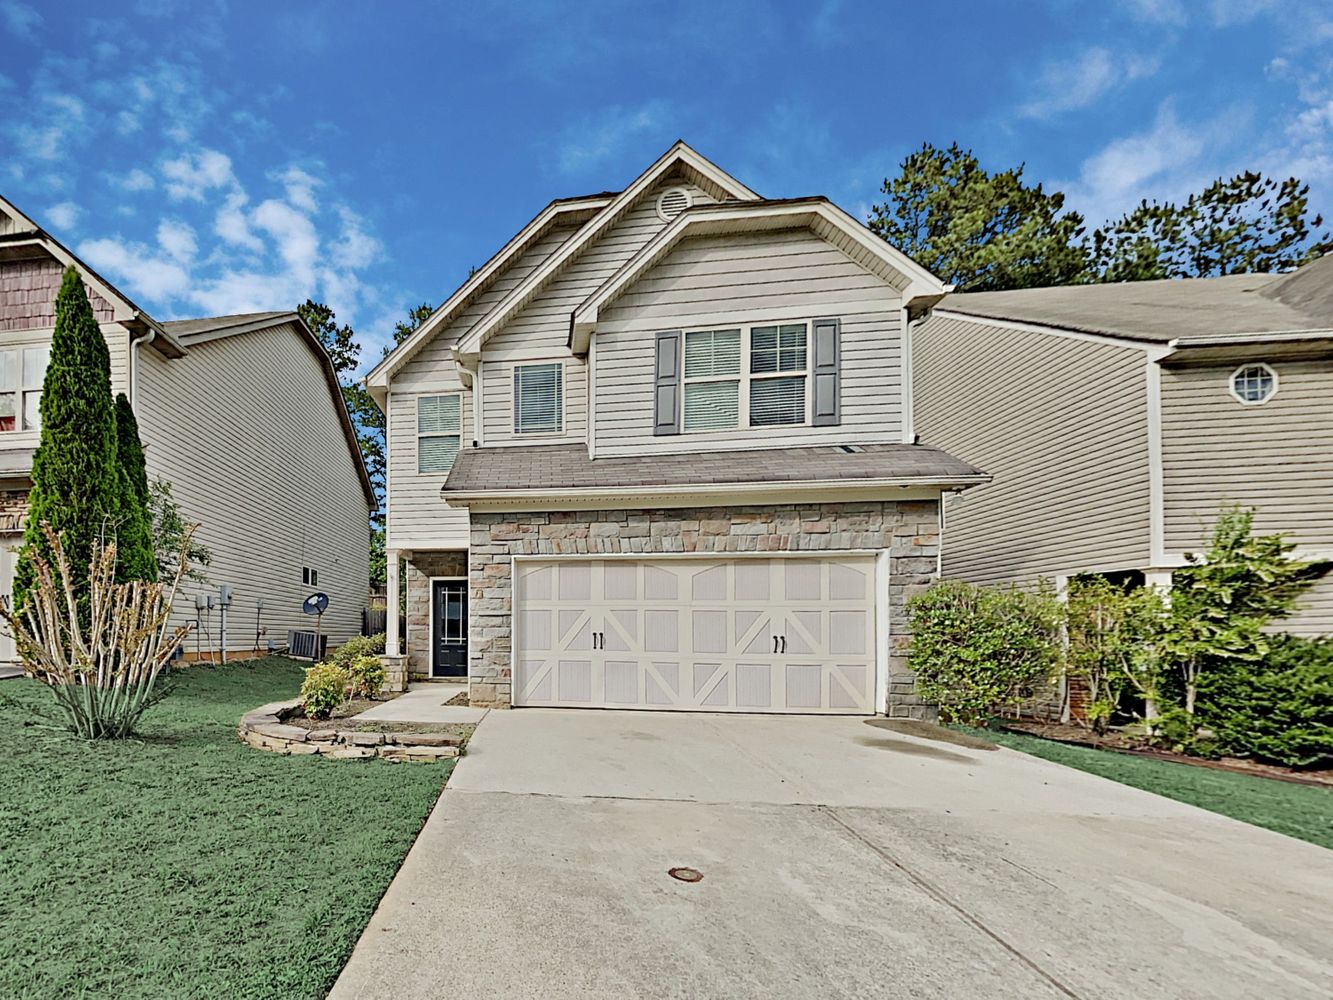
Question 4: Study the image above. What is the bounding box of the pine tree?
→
[113,392,157,583]
[14,267,123,609]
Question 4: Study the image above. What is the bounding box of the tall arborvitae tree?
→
[14,268,123,609]
[113,392,157,583]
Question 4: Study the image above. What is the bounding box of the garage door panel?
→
[513,555,878,714]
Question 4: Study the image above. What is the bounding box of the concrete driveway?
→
[330,711,1333,1000]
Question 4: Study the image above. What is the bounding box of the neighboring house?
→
[0,194,374,660]
[914,255,1333,635]
[367,141,986,717]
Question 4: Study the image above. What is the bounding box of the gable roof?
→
[569,197,949,353]
[0,193,187,358]
[364,192,614,396]
[935,256,1333,346]
[451,140,761,366]
[162,310,378,508]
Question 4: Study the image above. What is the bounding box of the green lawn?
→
[965,726,1333,850]
[0,657,448,1000]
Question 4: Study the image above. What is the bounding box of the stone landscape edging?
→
[238,698,462,762]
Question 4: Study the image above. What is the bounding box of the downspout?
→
[128,324,158,408]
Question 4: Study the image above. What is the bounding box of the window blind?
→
[514,362,563,434]
[683,381,740,432]
[750,376,806,426]
[418,394,462,474]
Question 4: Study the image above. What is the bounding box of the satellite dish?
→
[303,593,330,615]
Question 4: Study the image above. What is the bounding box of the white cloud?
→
[214,190,263,253]
[161,148,235,201]
[556,101,668,174]
[113,167,156,192]
[45,201,79,230]
[78,237,192,301]
[1124,0,1186,26]
[252,199,319,284]
[1019,47,1160,119]
[1060,104,1229,226]
[156,219,197,262]
[0,1,41,39]
[279,167,321,213]
[329,205,380,270]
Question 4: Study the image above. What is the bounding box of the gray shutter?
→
[811,317,840,426]
[653,330,681,435]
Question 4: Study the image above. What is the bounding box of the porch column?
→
[385,548,401,656]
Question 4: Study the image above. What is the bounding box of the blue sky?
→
[2,0,1331,364]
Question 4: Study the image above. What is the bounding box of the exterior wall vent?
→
[656,186,693,222]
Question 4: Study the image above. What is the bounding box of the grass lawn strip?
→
[962,725,1333,851]
[0,657,448,1000]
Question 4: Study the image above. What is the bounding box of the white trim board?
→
[930,308,1176,358]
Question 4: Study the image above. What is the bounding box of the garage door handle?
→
[780,635,787,654]
[773,635,779,654]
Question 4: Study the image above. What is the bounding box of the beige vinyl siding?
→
[478,180,714,447]
[914,315,1152,584]
[1161,359,1333,550]
[1161,358,1333,637]
[385,387,471,551]
[137,321,371,647]
[592,228,904,456]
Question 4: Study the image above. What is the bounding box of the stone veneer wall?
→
[467,500,941,717]
[404,550,468,678]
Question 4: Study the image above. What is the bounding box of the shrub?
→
[0,522,193,739]
[300,662,350,720]
[329,633,385,672]
[346,654,386,699]
[1066,577,1166,731]
[1195,635,1333,768]
[908,578,1063,726]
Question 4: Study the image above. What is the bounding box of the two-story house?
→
[913,255,1333,636]
[367,142,986,716]
[0,194,374,659]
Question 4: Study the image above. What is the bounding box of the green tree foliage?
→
[1163,507,1311,717]
[112,393,157,583]
[392,302,436,349]
[14,268,123,610]
[1065,577,1166,732]
[1092,173,1332,282]
[868,142,1088,291]
[147,478,212,584]
[907,578,1064,725]
[1196,634,1333,769]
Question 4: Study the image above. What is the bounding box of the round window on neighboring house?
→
[656,186,693,223]
[1230,363,1278,405]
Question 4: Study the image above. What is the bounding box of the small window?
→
[683,329,741,432]
[1230,363,1278,405]
[302,567,319,587]
[513,362,563,434]
[418,394,462,472]
[749,324,808,427]
[0,345,50,432]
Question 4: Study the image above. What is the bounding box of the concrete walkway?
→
[352,682,487,724]
[330,710,1333,1000]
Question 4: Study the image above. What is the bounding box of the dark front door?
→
[431,579,468,678]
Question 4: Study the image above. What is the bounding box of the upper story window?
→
[418,394,461,473]
[0,345,50,433]
[682,324,809,432]
[1230,363,1277,405]
[514,362,563,434]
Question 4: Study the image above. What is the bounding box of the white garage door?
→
[513,555,878,714]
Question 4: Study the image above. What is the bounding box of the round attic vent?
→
[656,186,693,222]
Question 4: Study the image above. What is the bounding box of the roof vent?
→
[656,186,693,222]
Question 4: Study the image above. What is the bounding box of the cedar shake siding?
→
[913,314,1153,584]
[0,257,115,330]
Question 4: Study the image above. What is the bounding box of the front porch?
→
[383,548,469,692]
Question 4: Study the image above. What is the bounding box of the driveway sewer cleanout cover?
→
[668,867,703,883]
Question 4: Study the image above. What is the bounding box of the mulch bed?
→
[1001,719,1333,788]
[280,693,472,739]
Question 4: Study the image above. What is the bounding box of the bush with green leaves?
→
[328,633,385,671]
[346,654,386,699]
[907,578,1063,725]
[1065,577,1166,732]
[1193,635,1333,768]
[299,662,350,720]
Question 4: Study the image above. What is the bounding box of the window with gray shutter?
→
[810,317,840,426]
[653,330,681,435]
[418,394,462,473]
[682,329,742,432]
[514,362,563,434]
